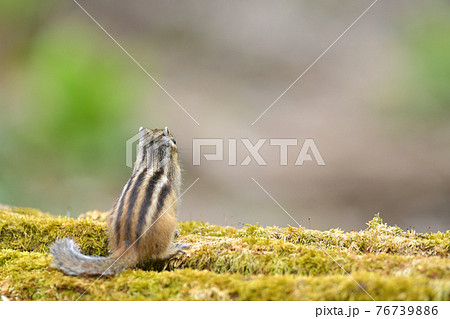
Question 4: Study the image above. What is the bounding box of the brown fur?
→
[50,127,188,275]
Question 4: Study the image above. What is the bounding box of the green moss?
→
[0,204,51,218]
[0,204,449,300]
[0,250,448,301]
[0,210,108,256]
[179,217,449,257]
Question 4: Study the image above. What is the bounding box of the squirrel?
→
[50,127,190,275]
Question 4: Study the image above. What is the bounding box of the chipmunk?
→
[50,127,190,275]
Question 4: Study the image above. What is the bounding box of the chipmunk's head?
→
[134,126,178,172]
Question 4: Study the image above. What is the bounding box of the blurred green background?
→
[0,0,449,231]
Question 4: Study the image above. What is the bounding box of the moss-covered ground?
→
[0,204,448,300]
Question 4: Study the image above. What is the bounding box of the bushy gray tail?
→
[49,238,127,275]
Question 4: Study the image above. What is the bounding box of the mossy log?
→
[0,204,448,300]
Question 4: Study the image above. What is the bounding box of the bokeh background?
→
[1,0,449,232]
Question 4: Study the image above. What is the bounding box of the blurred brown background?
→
[0,0,449,232]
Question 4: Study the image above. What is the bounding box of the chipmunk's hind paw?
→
[161,242,191,260]
[173,242,191,254]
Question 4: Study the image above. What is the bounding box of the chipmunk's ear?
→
[164,126,170,137]
[139,126,147,147]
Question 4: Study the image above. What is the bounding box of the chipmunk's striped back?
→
[50,127,188,275]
